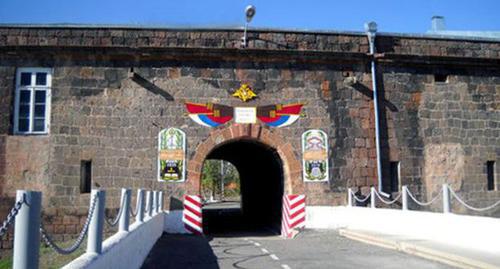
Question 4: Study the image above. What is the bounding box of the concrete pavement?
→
[141,230,454,269]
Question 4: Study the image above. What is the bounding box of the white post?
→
[136,189,145,223]
[13,190,41,269]
[347,188,353,207]
[442,184,451,214]
[153,191,159,215]
[370,187,376,208]
[146,191,153,218]
[119,188,131,232]
[159,191,164,212]
[87,190,105,254]
[402,185,408,211]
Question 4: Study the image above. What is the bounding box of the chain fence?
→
[104,196,126,227]
[374,191,402,205]
[405,188,442,206]
[39,193,98,255]
[0,194,27,238]
[350,189,371,203]
[448,187,500,212]
[129,203,138,217]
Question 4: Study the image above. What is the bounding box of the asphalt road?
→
[141,230,454,269]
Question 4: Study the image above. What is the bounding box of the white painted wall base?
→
[63,213,165,269]
[306,206,500,254]
[163,210,187,234]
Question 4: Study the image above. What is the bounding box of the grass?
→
[0,256,12,269]
[0,239,86,269]
[0,228,121,268]
[38,241,85,269]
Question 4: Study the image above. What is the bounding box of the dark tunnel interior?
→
[202,139,284,235]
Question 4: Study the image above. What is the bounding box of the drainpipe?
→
[365,22,389,197]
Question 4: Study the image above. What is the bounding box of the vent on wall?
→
[80,160,92,194]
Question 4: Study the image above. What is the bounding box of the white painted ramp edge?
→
[306,206,500,254]
[339,229,500,269]
[63,212,165,269]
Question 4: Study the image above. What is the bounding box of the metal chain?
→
[406,188,441,206]
[40,193,98,255]
[0,195,26,237]
[104,196,126,227]
[375,191,402,205]
[129,204,138,217]
[350,190,371,203]
[448,187,500,212]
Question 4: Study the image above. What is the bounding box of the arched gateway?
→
[186,123,304,195]
[185,123,304,233]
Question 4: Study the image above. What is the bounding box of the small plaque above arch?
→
[158,128,186,182]
[302,129,329,182]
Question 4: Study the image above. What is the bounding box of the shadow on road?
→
[141,234,219,269]
[203,206,281,236]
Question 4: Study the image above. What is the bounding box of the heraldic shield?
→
[158,128,186,182]
[302,129,329,182]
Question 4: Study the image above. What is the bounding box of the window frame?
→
[14,67,52,135]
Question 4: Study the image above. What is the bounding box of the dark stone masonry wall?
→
[0,27,499,243]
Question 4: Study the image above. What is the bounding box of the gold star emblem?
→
[232,83,257,102]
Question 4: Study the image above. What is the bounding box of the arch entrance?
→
[186,124,303,234]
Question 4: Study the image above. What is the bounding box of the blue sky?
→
[1,0,499,33]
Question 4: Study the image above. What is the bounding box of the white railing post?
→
[87,189,105,254]
[370,187,376,208]
[119,188,131,232]
[402,185,408,211]
[442,184,451,214]
[347,188,353,207]
[13,190,42,269]
[136,189,145,223]
[159,191,164,212]
[153,191,159,215]
[146,191,153,218]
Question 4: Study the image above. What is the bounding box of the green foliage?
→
[201,159,240,200]
[0,240,85,269]
[0,257,12,269]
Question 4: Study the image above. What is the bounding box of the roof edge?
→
[0,23,499,43]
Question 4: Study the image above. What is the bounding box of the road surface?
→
[141,230,454,269]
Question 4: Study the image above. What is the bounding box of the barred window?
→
[14,68,52,134]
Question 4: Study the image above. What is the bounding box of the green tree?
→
[201,159,240,201]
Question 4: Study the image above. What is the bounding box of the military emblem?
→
[185,84,304,128]
[302,129,329,182]
[185,102,304,128]
[232,83,257,102]
[158,128,186,182]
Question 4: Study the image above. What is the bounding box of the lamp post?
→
[242,5,256,48]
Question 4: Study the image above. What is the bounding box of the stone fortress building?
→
[0,19,499,245]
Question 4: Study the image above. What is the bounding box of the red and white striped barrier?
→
[281,194,306,239]
[183,195,203,235]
